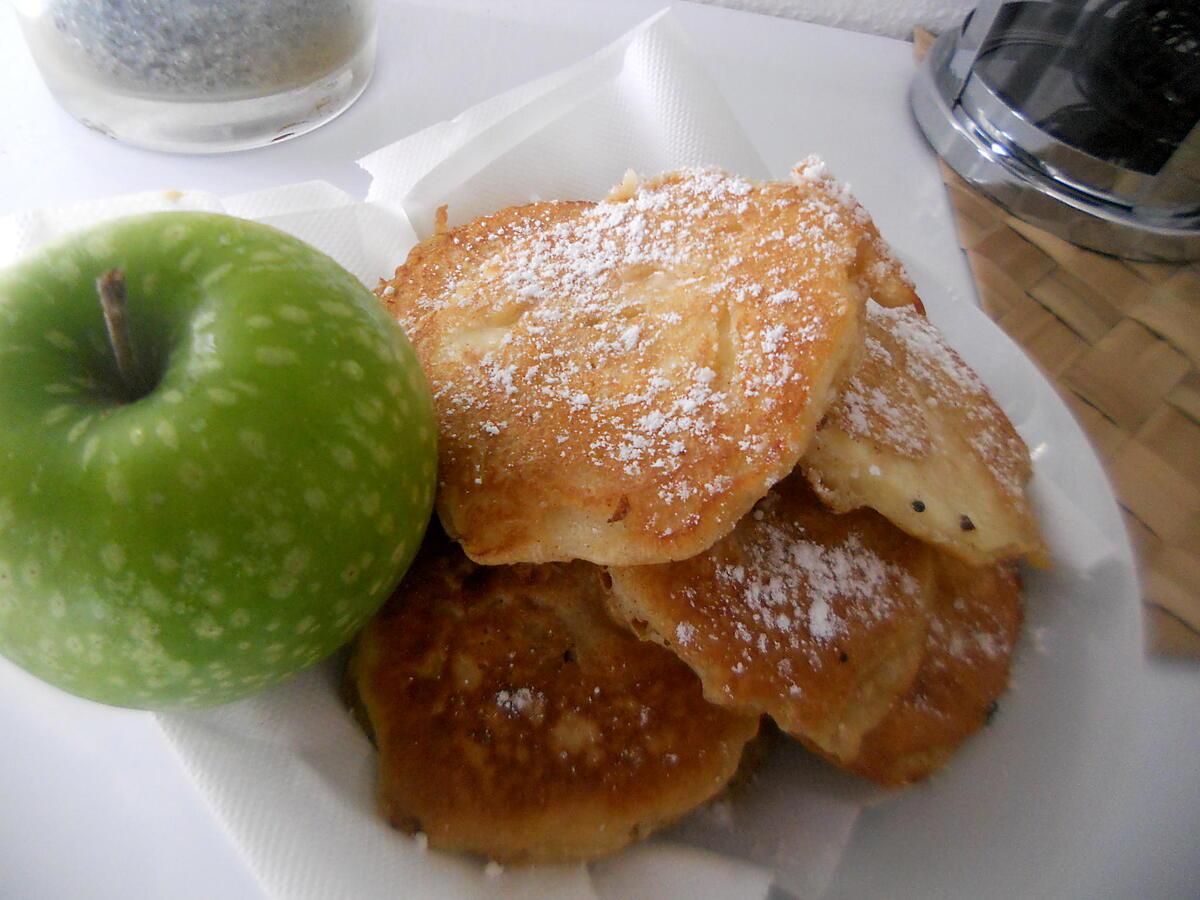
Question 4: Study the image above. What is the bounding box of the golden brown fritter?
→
[347,536,759,863]
[801,301,1048,566]
[376,164,918,566]
[846,556,1023,786]
[604,475,934,763]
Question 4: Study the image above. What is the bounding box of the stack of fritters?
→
[350,160,1047,862]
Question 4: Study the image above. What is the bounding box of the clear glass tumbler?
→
[912,0,1200,260]
[11,0,377,153]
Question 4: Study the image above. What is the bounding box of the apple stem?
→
[95,269,141,396]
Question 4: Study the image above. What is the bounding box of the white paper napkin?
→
[359,8,767,239]
[158,660,599,900]
[0,181,414,287]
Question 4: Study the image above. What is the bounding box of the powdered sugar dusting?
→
[703,490,924,694]
[872,303,983,396]
[388,164,879,541]
[871,303,1027,497]
[825,301,1029,497]
[925,574,1019,679]
[792,155,868,226]
[837,373,926,458]
[495,687,545,718]
[792,155,913,291]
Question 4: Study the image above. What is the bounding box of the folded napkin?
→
[360,9,766,238]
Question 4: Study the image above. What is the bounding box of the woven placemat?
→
[913,31,1200,658]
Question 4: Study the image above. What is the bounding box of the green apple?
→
[0,211,436,708]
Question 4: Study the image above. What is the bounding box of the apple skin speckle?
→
[0,212,437,709]
[255,346,299,366]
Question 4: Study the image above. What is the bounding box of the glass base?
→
[38,34,375,154]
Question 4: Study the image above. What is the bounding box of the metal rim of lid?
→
[911,27,1200,263]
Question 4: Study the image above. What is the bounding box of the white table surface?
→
[2,2,1197,899]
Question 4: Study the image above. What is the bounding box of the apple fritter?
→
[604,475,934,763]
[801,300,1048,566]
[346,536,759,864]
[846,556,1023,786]
[376,162,918,566]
